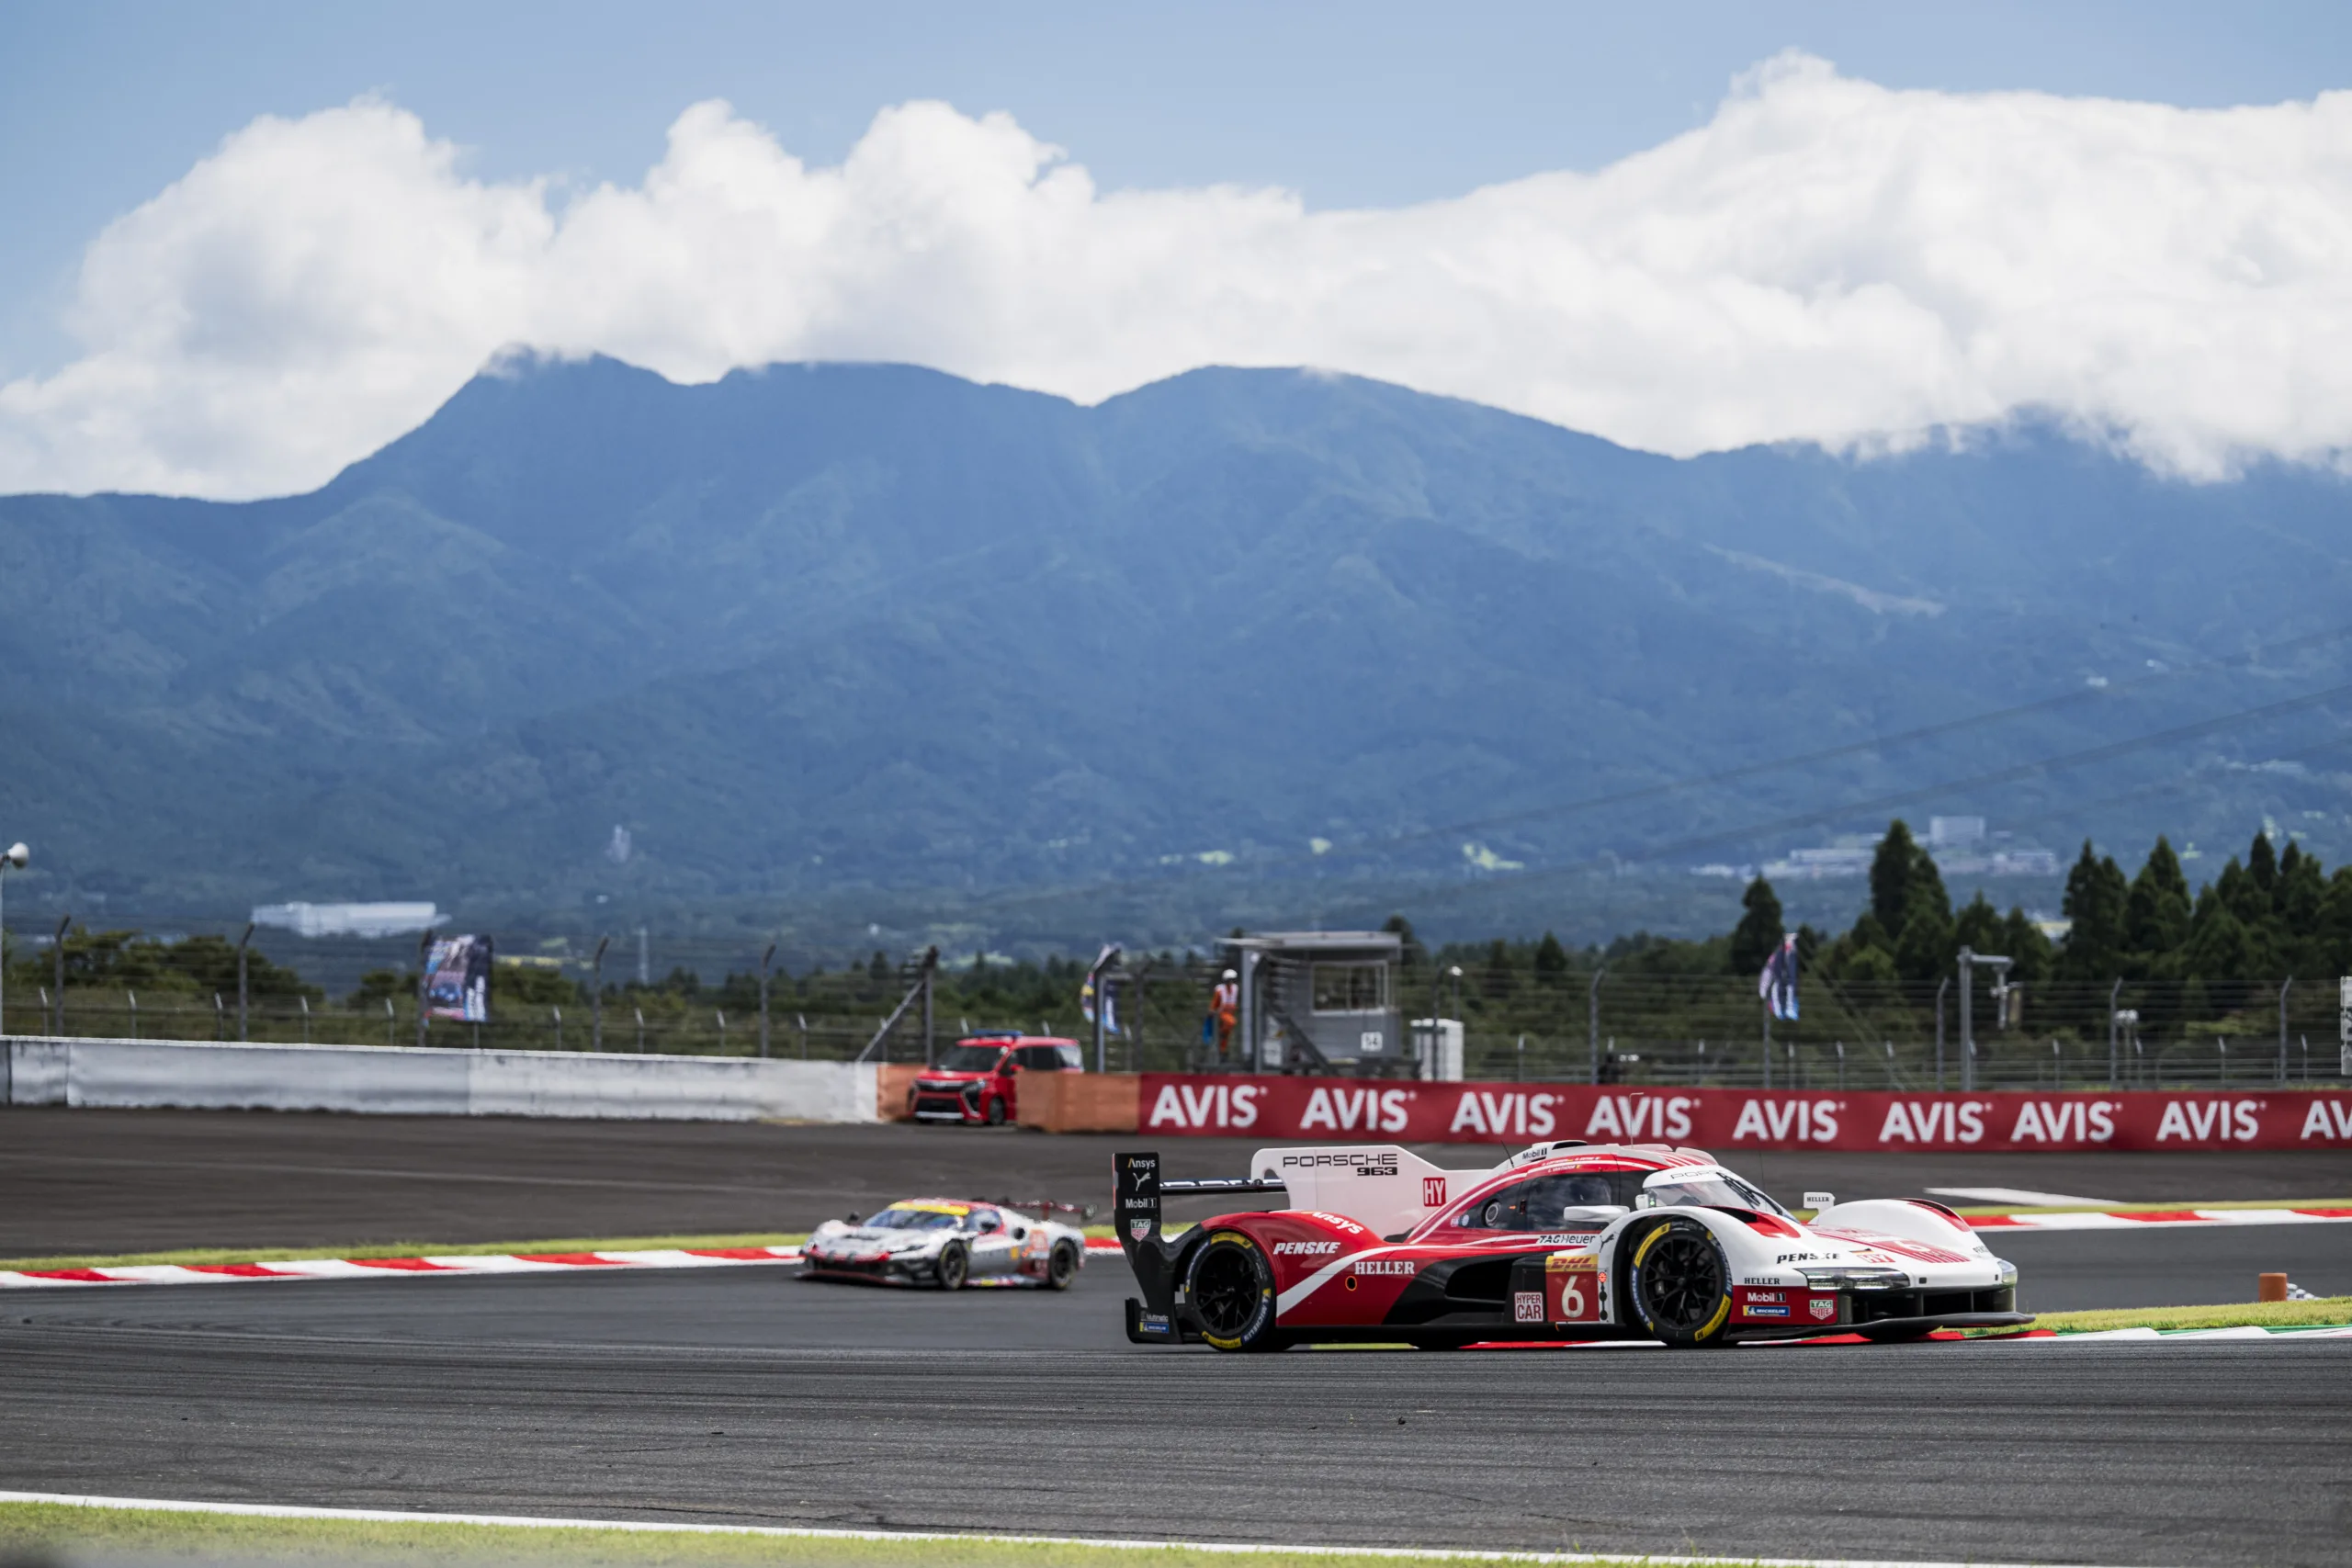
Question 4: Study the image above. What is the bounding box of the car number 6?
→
[1563,1280,1586,1318]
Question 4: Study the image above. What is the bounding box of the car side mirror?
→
[1633,1192,1659,1210]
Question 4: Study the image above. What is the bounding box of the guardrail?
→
[2,1036,877,1122]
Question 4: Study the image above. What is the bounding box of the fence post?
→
[1588,967,1606,1086]
[2117,982,2135,1090]
[414,928,435,1049]
[552,1005,562,1052]
[52,914,69,1034]
[128,988,138,1040]
[590,935,608,1053]
[236,922,254,1042]
[2278,977,2293,1085]
[635,1007,645,1054]
[1935,977,1949,1090]
[759,942,775,1059]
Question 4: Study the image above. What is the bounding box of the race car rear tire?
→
[1046,1239,1080,1291]
[1628,1217,1733,1348]
[936,1242,969,1292]
[1184,1231,1280,1352]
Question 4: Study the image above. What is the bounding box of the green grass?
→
[0,1500,1703,1566]
[0,1232,810,1274]
[1986,1296,2352,1335]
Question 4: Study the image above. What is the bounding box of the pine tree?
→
[1481,938,1516,998]
[2057,840,2129,984]
[1532,931,1569,985]
[1870,820,1923,936]
[2247,830,2278,896]
[1730,876,1785,977]
[2000,907,2054,984]
[2123,837,2193,972]
[1894,882,1955,987]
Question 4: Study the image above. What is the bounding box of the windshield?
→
[1449,1171,1634,1231]
[934,1044,1010,1072]
[1644,1171,1791,1218]
[863,1206,967,1230]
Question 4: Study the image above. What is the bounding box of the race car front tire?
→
[984,1098,1008,1126]
[1628,1217,1733,1348]
[936,1242,969,1291]
[1184,1230,1281,1351]
[1046,1239,1080,1291]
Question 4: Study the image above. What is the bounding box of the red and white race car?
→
[1114,1139,2028,1349]
[801,1198,1090,1291]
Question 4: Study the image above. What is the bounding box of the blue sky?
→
[4,2,2348,497]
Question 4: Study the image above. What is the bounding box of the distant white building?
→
[1929,816,1987,850]
[250,901,445,939]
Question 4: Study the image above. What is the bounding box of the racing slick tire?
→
[936,1242,969,1292]
[1184,1230,1282,1352]
[1046,1239,1081,1291]
[1627,1217,1734,1348]
[984,1097,1008,1127]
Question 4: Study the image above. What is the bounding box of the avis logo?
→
[2156,1100,2261,1143]
[1582,1095,1695,1142]
[1146,1082,1262,1131]
[1730,1099,1841,1143]
[1423,1177,1448,1206]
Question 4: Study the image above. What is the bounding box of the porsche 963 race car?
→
[1114,1139,2028,1349]
[801,1198,1090,1291]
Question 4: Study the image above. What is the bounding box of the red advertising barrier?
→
[1136,1074,2352,1152]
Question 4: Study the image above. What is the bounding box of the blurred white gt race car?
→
[800,1198,1090,1291]
[1114,1139,2028,1349]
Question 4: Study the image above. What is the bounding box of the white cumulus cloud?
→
[7,52,2352,499]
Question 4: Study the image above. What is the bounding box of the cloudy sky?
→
[4,1,2350,498]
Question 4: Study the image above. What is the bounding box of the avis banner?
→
[1136,1073,2352,1152]
[423,934,492,1023]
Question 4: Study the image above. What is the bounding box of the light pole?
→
[1955,947,2012,1094]
[0,841,23,1037]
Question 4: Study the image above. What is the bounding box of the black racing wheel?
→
[936,1241,969,1291]
[1046,1239,1080,1291]
[1184,1231,1280,1351]
[1630,1217,1733,1348]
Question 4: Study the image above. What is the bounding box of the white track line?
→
[0,1489,2155,1568]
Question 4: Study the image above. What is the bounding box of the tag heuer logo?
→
[1129,1220,1153,1240]
[1808,1298,1837,1321]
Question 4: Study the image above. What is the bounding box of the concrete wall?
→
[2,1037,878,1122]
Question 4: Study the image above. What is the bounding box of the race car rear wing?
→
[1116,1150,1252,1342]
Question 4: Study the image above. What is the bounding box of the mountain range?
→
[2,354,2347,953]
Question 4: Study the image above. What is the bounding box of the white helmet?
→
[1220,969,1237,980]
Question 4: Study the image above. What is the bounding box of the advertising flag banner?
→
[1759,934,1799,1022]
[424,934,492,1022]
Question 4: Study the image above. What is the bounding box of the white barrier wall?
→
[2,1037,878,1122]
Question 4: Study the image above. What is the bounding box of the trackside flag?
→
[424,934,492,1022]
[1759,933,1799,1022]
[1080,943,1122,1035]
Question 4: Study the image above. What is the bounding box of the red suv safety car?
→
[908,1032,1086,1125]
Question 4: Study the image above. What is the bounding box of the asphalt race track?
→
[2,1270,2348,1566]
[9,1109,2352,1565]
[9,1106,2352,1257]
